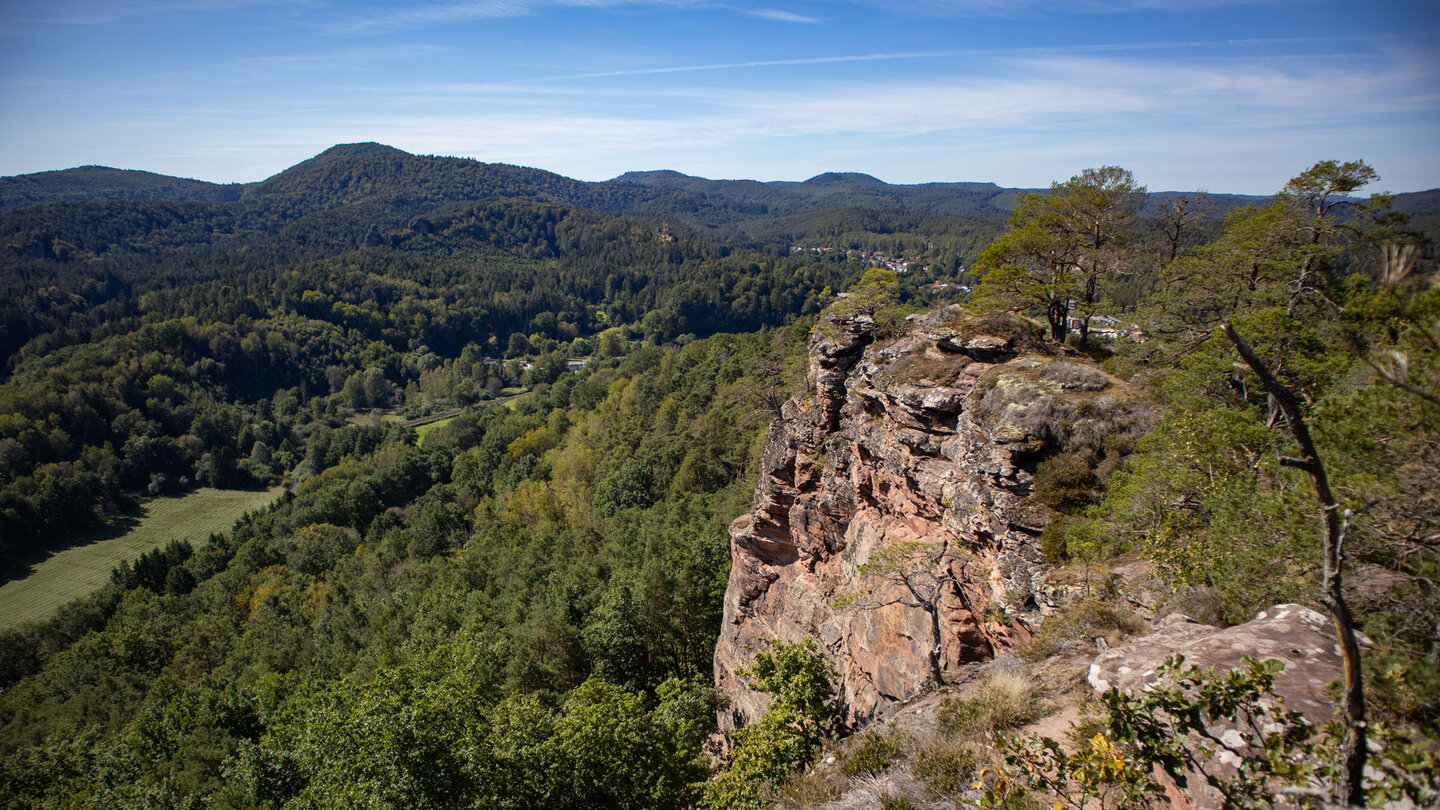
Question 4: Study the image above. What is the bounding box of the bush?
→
[1039,362,1108,391]
[1040,519,1070,564]
[1032,453,1098,512]
[703,639,840,810]
[1019,599,1146,663]
[839,728,908,776]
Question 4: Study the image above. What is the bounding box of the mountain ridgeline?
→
[0,148,1437,809]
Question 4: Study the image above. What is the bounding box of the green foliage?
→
[985,656,1440,809]
[0,324,807,808]
[0,167,863,565]
[974,166,1145,342]
[1079,157,1440,662]
[703,638,841,810]
[838,727,908,776]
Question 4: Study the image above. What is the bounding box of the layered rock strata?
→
[714,304,1138,728]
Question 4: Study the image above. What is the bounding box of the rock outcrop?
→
[1088,604,1365,809]
[1089,604,1360,728]
[714,304,1146,729]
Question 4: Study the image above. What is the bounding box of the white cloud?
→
[536,36,1371,81]
[330,0,706,34]
[354,47,1437,189]
[2,15,1435,192]
[739,7,819,22]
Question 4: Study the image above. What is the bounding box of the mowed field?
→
[0,487,282,630]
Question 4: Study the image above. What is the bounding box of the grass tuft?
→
[838,727,909,776]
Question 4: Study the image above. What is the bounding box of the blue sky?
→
[1,0,1436,194]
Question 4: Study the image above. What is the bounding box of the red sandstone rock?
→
[714,306,1140,729]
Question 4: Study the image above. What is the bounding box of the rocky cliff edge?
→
[714,303,1149,729]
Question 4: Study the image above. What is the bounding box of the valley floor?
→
[0,486,282,629]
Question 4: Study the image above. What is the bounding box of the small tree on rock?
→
[834,538,969,691]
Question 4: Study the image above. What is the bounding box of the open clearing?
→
[0,487,282,630]
[414,416,456,445]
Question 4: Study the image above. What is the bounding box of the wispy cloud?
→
[345,45,1433,188]
[837,0,1281,16]
[541,36,1363,80]
[739,7,818,22]
[230,43,454,74]
[330,0,705,34]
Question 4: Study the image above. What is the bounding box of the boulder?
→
[1089,604,1367,810]
[1089,604,1356,727]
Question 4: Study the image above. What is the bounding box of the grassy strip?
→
[414,417,456,445]
[0,487,281,629]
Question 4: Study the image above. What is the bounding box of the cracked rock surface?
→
[714,305,1140,729]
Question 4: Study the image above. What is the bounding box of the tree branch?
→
[1219,321,1368,807]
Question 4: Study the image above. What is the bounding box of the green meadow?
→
[0,487,281,629]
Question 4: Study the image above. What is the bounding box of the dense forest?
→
[0,148,1437,808]
[1,159,984,564]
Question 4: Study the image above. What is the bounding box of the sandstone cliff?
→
[714,304,1148,729]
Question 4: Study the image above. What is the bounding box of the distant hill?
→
[610,169,1019,220]
[4,143,1435,247]
[0,166,248,213]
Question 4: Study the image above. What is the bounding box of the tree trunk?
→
[1221,322,1367,807]
[924,604,944,689]
[1080,274,1097,347]
[1047,299,1068,342]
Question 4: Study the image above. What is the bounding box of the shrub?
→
[1031,453,1098,512]
[839,728,908,777]
[703,639,840,810]
[1019,599,1146,663]
[1040,519,1070,564]
[1039,362,1108,391]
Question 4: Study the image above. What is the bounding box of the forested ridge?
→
[0,148,1437,808]
[2,181,960,562]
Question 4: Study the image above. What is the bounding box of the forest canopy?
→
[0,148,1436,808]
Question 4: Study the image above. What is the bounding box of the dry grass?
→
[931,310,1050,356]
[773,668,1069,809]
[878,350,972,388]
[770,766,845,809]
[1019,598,1148,663]
[936,671,1041,739]
[1039,361,1109,391]
[910,672,1042,802]
[838,726,912,776]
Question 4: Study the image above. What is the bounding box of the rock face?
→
[1089,604,1358,728]
[714,304,1143,729]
